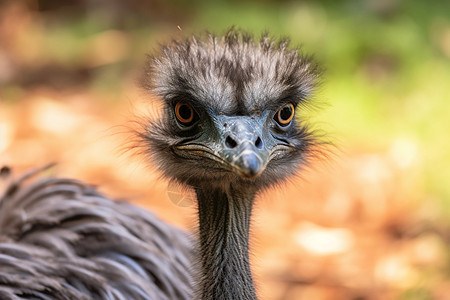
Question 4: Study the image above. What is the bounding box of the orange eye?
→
[174,101,197,126]
[274,103,294,126]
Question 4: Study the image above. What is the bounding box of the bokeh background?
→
[1,0,450,299]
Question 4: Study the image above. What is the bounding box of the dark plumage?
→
[0,166,193,300]
[0,30,321,299]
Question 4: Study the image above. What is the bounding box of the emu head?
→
[141,31,320,191]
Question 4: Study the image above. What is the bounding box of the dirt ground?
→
[1,86,449,300]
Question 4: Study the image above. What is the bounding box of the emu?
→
[0,30,320,300]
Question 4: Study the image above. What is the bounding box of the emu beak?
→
[231,149,263,178]
[217,116,267,179]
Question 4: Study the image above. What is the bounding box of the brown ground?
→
[1,86,449,300]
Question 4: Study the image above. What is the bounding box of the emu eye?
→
[174,101,198,126]
[274,103,295,126]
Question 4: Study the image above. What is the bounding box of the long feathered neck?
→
[195,185,257,300]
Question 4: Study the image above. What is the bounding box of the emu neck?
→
[196,185,257,300]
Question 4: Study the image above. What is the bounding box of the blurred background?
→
[1,0,450,299]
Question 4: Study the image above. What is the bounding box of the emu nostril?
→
[225,136,238,148]
[255,137,262,149]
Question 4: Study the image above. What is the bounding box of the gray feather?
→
[0,169,194,299]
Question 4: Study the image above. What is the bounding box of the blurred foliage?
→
[1,0,450,299]
[2,0,449,209]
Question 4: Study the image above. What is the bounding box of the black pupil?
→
[179,104,192,121]
[280,106,292,121]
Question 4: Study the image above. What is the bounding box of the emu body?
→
[0,173,193,299]
[0,30,320,299]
